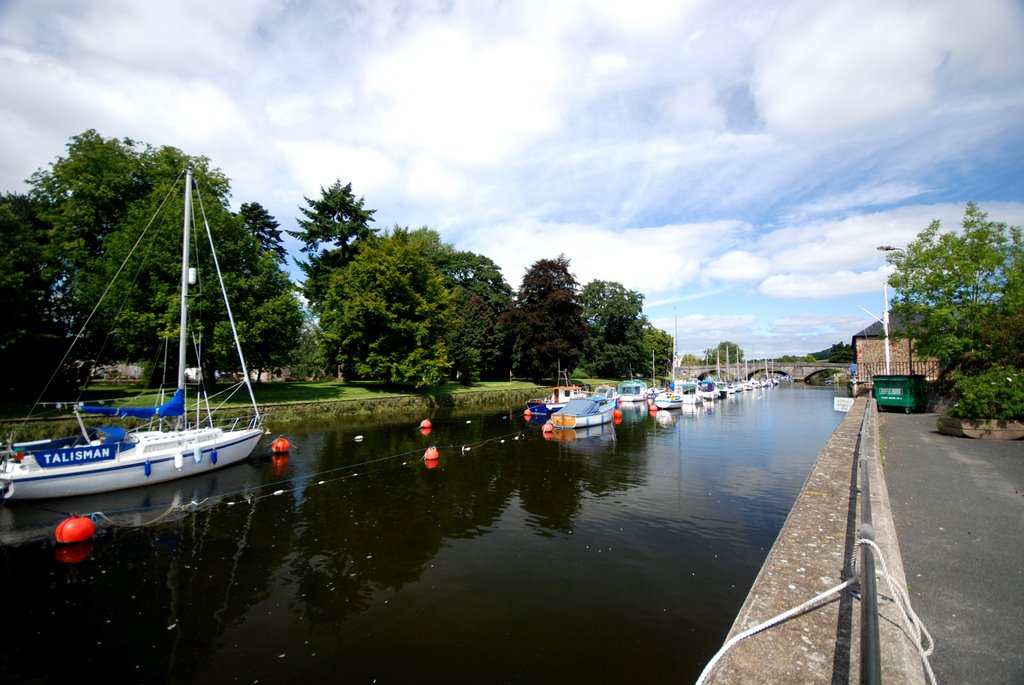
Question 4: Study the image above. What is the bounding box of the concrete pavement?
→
[879,411,1024,684]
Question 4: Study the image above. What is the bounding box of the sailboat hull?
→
[1,427,263,500]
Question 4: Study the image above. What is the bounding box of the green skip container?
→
[872,374,927,413]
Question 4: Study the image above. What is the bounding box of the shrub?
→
[947,365,1024,420]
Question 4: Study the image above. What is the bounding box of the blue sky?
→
[2,0,1023,357]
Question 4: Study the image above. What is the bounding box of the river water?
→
[0,384,848,683]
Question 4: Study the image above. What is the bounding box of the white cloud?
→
[759,267,891,300]
[363,25,564,165]
[276,141,397,196]
[408,155,465,199]
[752,0,1024,138]
[703,250,773,283]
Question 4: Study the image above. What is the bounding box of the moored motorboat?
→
[616,379,649,403]
[526,382,589,415]
[653,381,702,410]
[550,385,618,429]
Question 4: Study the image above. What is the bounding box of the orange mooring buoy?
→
[271,437,290,454]
[419,418,432,430]
[523,408,532,419]
[613,408,622,419]
[424,446,439,462]
[542,421,554,433]
[55,515,95,544]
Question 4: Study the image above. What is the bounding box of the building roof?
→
[852,314,917,339]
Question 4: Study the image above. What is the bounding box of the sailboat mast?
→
[177,167,193,392]
[672,307,678,385]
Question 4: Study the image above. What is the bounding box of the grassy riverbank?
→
[2,378,622,439]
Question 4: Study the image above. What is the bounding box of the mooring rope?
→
[74,422,545,529]
[694,537,936,685]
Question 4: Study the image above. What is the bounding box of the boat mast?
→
[177,167,193,393]
[672,307,678,387]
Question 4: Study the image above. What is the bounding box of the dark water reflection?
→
[0,384,847,683]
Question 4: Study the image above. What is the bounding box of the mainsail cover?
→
[80,389,186,419]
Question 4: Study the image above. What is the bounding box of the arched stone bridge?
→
[676,361,851,383]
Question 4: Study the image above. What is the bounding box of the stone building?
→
[851,315,942,383]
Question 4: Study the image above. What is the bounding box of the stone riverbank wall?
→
[701,397,928,683]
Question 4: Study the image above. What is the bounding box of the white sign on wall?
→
[833,397,855,412]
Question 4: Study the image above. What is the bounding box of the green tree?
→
[23,130,153,391]
[409,227,513,380]
[0,193,71,394]
[701,341,745,367]
[222,250,305,383]
[319,228,453,387]
[290,181,376,314]
[289,315,325,380]
[580,280,647,378]
[239,202,287,262]
[24,130,302,392]
[825,342,854,363]
[643,325,674,380]
[501,255,588,382]
[446,291,492,384]
[887,203,1023,373]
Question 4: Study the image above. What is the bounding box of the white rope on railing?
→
[855,537,937,684]
[694,538,937,685]
[694,578,855,684]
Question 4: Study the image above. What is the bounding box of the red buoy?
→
[55,515,95,544]
[271,437,290,454]
[613,408,622,419]
[523,408,532,419]
[542,422,554,433]
[419,419,432,430]
[424,446,439,462]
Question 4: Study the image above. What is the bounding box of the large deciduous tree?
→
[643,325,675,380]
[290,181,375,315]
[502,255,588,382]
[887,202,1023,373]
[409,227,513,382]
[319,228,452,387]
[0,193,68,394]
[887,203,1023,419]
[19,130,302,393]
[580,280,648,378]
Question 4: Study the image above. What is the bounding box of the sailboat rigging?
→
[0,168,266,501]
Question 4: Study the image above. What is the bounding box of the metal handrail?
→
[857,399,881,684]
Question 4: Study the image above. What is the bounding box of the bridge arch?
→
[675,362,850,383]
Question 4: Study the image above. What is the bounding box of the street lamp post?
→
[876,246,906,375]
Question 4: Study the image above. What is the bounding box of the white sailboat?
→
[0,168,265,501]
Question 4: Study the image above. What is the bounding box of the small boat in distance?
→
[616,379,649,403]
[653,381,702,410]
[550,385,618,429]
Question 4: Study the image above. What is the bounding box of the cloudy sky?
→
[2,0,1023,358]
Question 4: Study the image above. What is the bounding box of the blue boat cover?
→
[560,398,604,415]
[80,389,186,419]
[95,426,128,442]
